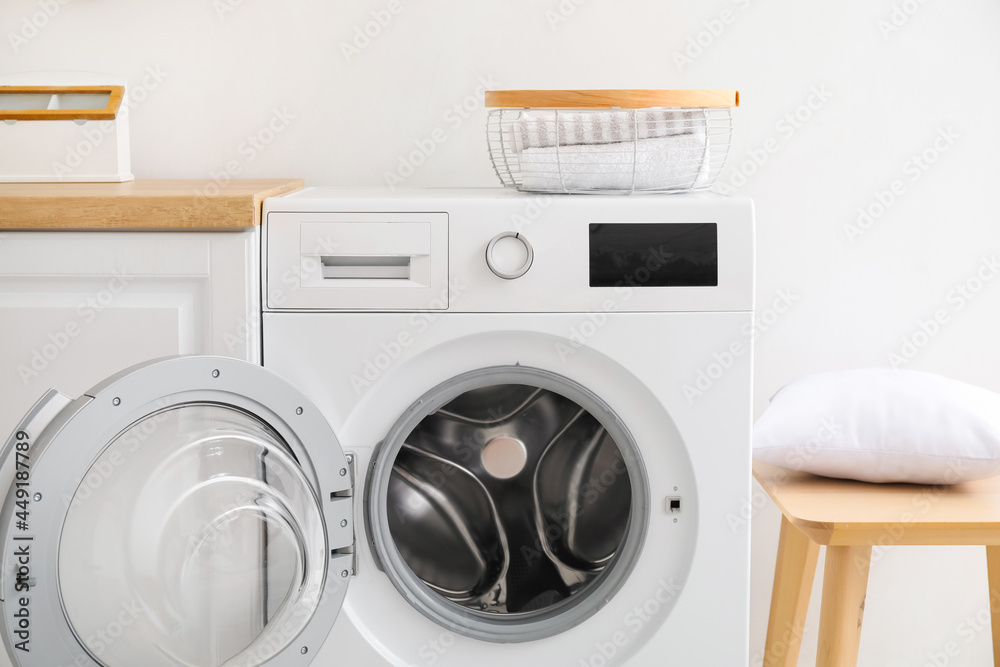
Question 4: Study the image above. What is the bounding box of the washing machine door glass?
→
[59,404,325,667]
[0,357,353,667]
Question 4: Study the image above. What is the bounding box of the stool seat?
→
[755,462,1000,667]
[756,461,1000,546]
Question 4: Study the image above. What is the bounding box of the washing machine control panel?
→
[486,231,533,280]
[263,190,754,312]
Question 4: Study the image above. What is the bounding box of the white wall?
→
[3,0,1000,664]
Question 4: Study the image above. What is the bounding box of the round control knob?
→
[486,232,533,280]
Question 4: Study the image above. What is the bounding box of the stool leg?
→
[986,546,1000,667]
[816,544,871,667]
[763,516,820,667]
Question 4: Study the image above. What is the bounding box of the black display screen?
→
[589,223,718,287]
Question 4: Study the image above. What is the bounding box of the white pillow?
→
[753,369,1000,484]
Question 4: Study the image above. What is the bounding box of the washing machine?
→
[0,188,754,667]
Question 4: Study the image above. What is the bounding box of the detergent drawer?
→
[265,211,449,310]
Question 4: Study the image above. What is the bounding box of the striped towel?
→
[516,109,705,149]
[518,133,712,192]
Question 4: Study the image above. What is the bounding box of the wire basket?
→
[485,89,738,194]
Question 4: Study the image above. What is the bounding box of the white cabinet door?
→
[0,229,260,438]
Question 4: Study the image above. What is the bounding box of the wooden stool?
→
[755,461,1000,667]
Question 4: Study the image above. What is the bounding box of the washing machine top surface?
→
[268,185,746,202]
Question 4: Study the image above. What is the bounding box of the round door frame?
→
[0,356,353,667]
[365,365,651,643]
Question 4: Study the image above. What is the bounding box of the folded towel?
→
[516,109,705,149]
[518,133,711,192]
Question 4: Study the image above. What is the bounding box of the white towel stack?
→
[513,110,711,192]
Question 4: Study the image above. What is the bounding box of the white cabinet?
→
[0,229,260,437]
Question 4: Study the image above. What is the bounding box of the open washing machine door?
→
[0,356,353,667]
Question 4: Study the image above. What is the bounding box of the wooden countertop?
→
[0,179,303,229]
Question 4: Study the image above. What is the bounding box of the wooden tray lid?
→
[484,89,739,109]
[0,85,125,121]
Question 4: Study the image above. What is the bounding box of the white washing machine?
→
[0,189,754,667]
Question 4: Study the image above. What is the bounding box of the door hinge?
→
[331,452,357,576]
